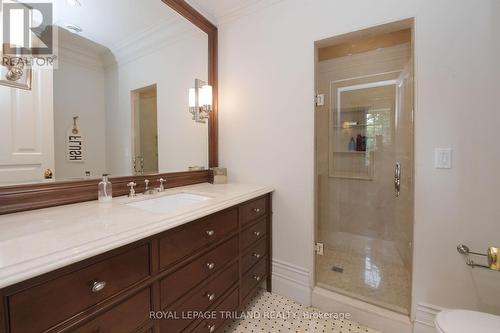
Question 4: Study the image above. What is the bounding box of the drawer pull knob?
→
[206,262,216,270]
[254,231,261,237]
[207,324,216,332]
[253,208,261,213]
[91,281,106,293]
[253,253,261,259]
[253,275,262,282]
[206,293,216,301]
[206,230,215,236]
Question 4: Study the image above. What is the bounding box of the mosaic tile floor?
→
[223,291,379,333]
[316,232,411,313]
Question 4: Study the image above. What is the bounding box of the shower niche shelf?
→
[332,151,368,154]
[329,103,383,181]
[333,124,372,129]
[330,151,374,180]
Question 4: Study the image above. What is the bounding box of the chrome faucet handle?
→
[127,182,137,197]
[158,178,166,192]
[143,179,156,195]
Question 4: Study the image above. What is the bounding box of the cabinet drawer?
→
[191,287,239,333]
[8,245,150,333]
[241,258,267,301]
[160,236,238,307]
[160,262,238,333]
[72,288,151,333]
[242,238,267,275]
[159,208,237,270]
[239,197,267,226]
[241,218,267,250]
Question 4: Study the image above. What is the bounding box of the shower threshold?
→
[316,282,409,315]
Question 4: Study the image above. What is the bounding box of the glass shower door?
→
[316,71,413,314]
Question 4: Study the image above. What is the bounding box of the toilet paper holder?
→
[457,244,499,271]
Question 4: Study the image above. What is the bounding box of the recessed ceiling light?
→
[65,24,82,33]
[66,0,81,7]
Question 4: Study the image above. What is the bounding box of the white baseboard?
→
[270,261,444,333]
[271,259,311,306]
[414,302,444,333]
[312,287,412,333]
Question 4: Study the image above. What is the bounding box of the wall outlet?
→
[435,148,452,169]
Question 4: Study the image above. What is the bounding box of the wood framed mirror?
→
[0,0,217,215]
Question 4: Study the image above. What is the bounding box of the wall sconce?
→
[1,45,33,90]
[189,79,212,123]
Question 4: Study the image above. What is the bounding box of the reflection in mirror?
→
[132,85,159,175]
[0,0,209,185]
[189,78,212,123]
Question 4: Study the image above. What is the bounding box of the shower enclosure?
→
[315,23,414,314]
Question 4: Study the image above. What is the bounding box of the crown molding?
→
[55,26,108,72]
[103,20,203,68]
[57,44,105,72]
[188,0,287,26]
[56,18,203,71]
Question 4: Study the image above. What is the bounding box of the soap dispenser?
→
[348,137,356,151]
[98,174,113,203]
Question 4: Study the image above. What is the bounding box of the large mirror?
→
[0,0,210,185]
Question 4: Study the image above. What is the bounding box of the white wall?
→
[54,58,107,179]
[105,30,209,176]
[217,0,500,328]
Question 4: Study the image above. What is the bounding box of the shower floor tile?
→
[224,291,380,333]
[316,233,411,313]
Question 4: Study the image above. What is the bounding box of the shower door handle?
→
[394,162,401,197]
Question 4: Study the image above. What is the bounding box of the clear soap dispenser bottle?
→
[98,174,113,203]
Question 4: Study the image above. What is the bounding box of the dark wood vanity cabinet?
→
[0,194,272,333]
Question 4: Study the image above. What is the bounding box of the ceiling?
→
[48,0,275,53]
[186,0,265,23]
[51,0,276,48]
[52,0,197,50]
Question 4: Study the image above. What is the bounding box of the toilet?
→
[435,309,500,333]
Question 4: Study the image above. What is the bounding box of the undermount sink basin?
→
[125,192,212,213]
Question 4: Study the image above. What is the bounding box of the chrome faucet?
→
[127,182,137,197]
[158,178,166,192]
[143,179,156,195]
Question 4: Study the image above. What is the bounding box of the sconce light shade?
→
[189,79,212,123]
[189,88,196,108]
[200,84,212,107]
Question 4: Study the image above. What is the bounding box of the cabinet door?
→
[0,69,54,183]
[72,288,151,333]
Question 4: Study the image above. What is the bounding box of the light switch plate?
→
[435,148,452,169]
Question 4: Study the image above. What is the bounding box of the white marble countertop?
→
[0,182,273,288]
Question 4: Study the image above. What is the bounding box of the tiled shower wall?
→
[316,42,413,269]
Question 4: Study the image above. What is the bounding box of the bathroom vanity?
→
[0,1,268,332]
[0,183,273,333]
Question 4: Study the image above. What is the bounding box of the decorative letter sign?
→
[67,116,84,162]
